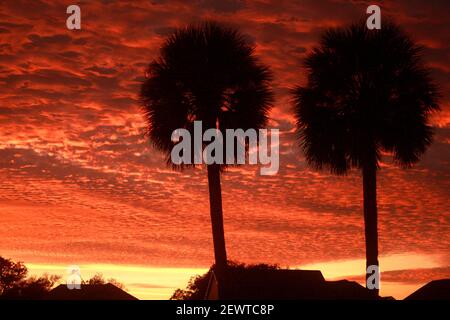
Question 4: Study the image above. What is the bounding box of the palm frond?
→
[293,20,440,173]
[140,21,273,168]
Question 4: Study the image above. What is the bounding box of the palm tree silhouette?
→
[140,21,273,282]
[293,22,439,295]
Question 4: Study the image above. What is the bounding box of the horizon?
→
[8,251,448,300]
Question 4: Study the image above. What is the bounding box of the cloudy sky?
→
[0,0,448,299]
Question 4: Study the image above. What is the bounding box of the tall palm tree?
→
[140,21,273,282]
[293,22,439,295]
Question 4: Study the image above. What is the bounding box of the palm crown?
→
[294,22,439,174]
[140,21,273,166]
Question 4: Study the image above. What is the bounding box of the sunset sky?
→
[0,0,449,300]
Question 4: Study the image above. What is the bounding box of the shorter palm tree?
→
[293,21,439,295]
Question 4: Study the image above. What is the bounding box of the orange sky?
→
[0,0,449,299]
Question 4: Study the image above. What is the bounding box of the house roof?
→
[46,283,138,300]
[405,279,450,300]
[207,269,379,300]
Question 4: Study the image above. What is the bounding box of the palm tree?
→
[293,22,439,295]
[140,21,273,283]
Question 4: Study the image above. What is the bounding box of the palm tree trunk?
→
[206,163,228,280]
[362,162,379,296]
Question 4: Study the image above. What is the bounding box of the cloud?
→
[0,0,448,279]
[199,0,245,13]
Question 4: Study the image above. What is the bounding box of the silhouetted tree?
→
[140,21,273,283]
[13,274,61,299]
[82,272,126,291]
[0,256,60,299]
[171,269,213,300]
[293,22,439,295]
[0,256,27,295]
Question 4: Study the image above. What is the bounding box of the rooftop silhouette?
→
[405,279,450,300]
[206,268,381,300]
[46,283,137,300]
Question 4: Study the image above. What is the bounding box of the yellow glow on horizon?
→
[298,252,444,299]
[27,263,208,300]
[26,252,445,300]
[298,252,443,279]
